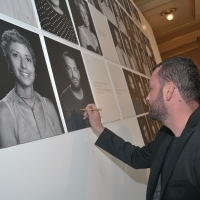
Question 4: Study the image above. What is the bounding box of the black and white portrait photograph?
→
[140,76,150,98]
[129,21,138,43]
[137,115,153,145]
[68,0,102,55]
[137,44,146,74]
[133,73,149,113]
[129,39,140,71]
[123,11,133,38]
[34,0,78,44]
[87,0,103,13]
[0,0,37,27]
[0,19,64,148]
[44,37,95,132]
[121,32,136,70]
[123,0,131,16]
[108,21,128,67]
[101,0,117,26]
[116,0,124,8]
[123,69,144,115]
[145,115,157,140]
[112,1,127,35]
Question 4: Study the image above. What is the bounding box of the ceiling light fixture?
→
[161,8,176,21]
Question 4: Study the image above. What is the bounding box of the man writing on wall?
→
[83,57,200,200]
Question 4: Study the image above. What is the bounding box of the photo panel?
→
[87,0,103,13]
[140,76,150,98]
[132,73,149,113]
[129,1,138,22]
[108,21,128,67]
[89,4,118,62]
[145,37,155,60]
[101,0,118,27]
[142,50,151,76]
[44,37,95,132]
[68,0,102,55]
[123,0,131,16]
[123,69,144,115]
[145,115,158,140]
[0,0,38,27]
[116,0,124,8]
[137,115,153,145]
[129,39,140,72]
[34,0,78,44]
[145,54,154,75]
[129,21,137,42]
[133,23,142,44]
[107,62,135,118]
[137,43,146,74]
[118,6,128,35]
[112,1,127,35]
[121,32,134,70]
[82,52,121,123]
[121,9,132,38]
[0,19,64,148]
[132,4,141,23]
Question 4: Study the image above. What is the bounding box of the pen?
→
[80,108,102,111]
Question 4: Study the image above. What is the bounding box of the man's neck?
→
[164,103,199,137]
[70,86,83,100]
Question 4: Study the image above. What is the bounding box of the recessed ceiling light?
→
[161,8,176,21]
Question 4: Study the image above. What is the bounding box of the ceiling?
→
[134,0,200,67]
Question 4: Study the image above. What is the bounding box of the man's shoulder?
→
[61,86,71,98]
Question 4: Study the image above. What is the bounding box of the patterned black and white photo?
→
[133,73,149,112]
[108,21,129,67]
[145,115,157,140]
[34,0,78,44]
[129,39,140,71]
[112,1,127,35]
[101,0,118,26]
[121,32,135,70]
[0,0,37,27]
[123,0,131,16]
[137,115,153,145]
[87,0,103,13]
[45,37,95,132]
[68,0,102,55]
[123,69,144,115]
[0,19,64,148]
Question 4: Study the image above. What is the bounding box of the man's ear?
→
[164,82,175,101]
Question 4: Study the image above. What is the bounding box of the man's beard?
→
[148,89,168,124]
[71,78,81,91]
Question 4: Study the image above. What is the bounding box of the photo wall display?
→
[0,0,158,148]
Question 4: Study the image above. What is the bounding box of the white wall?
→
[0,0,162,199]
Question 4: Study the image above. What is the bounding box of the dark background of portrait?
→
[0,19,63,130]
[44,36,95,106]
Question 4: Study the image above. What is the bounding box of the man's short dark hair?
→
[62,51,76,66]
[153,57,200,104]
